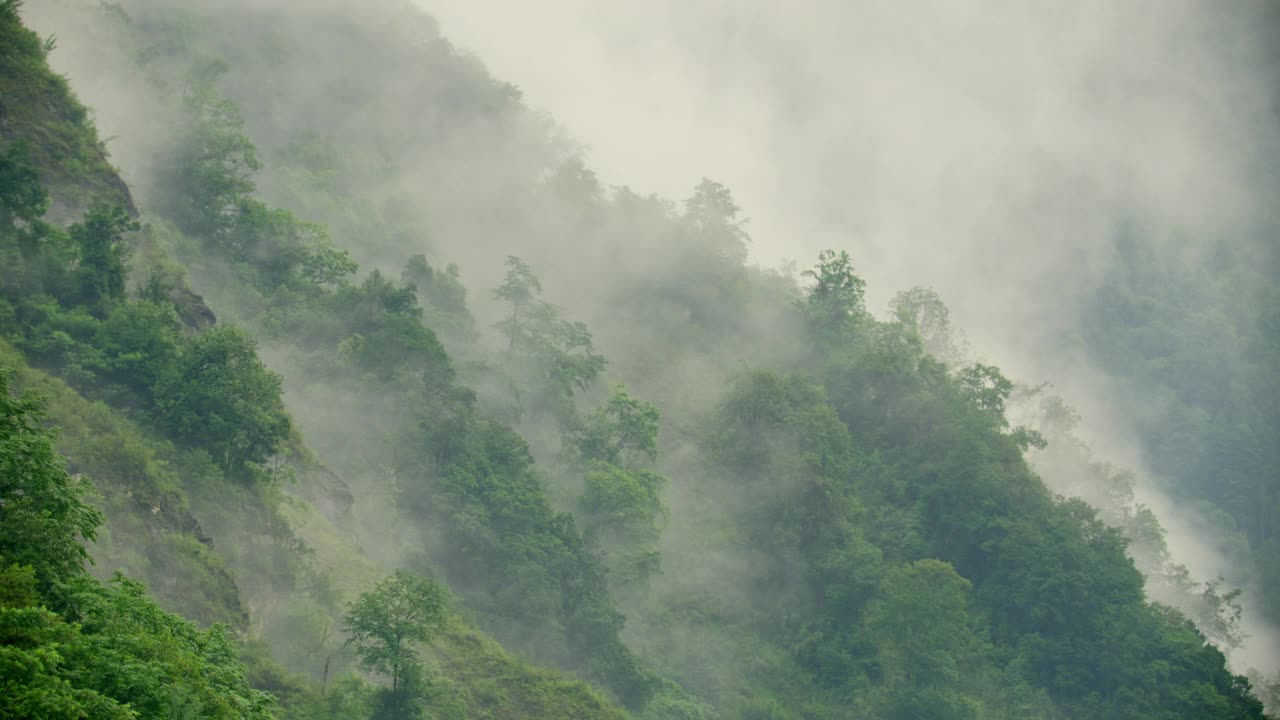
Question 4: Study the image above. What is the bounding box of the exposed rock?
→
[169,283,217,333]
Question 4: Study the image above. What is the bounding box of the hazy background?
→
[418,0,1280,671]
[22,0,1277,682]
[418,0,1273,344]
[402,1,1265,439]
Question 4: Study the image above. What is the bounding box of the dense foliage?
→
[1081,227,1280,621]
[1,5,636,719]
[2,1,1276,718]
[0,372,275,719]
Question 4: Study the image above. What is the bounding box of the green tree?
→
[955,363,1013,422]
[571,387,668,589]
[0,371,101,591]
[68,203,138,316]
[0,372,276,720]
[0,140,48,229]
[579,462,668,589]
[344,572,448,694]
[494,255,542,353]
[0,140,53,306]
[89,300,183,403]
[802,249,867,335]
[162,58,260,239]
[299,233,358,287]
[154,324,291,470]
[0,565,135,720]
[402,395,658,709]
[865,560,975,689]
[864,560,978,720]
[64,574,277,720]
[682,178,749,265]
[572,386,660,469]
[889,286,962,362]
[492,257,605,421]
[402,254,473,339]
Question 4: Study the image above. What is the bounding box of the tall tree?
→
[571,387,668,590]
[571,385,660,470]
[344,571,448,699]
[68,203,138,317]
[494,255,542,354]
[802,249,867,337]
[492,256,605,422]
[889,286,963,362]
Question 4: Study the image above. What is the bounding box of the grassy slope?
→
[0,6,132,217]
[0,339,248,626]
[0,7,631,717]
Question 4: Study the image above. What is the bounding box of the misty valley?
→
[1,1,1278,718]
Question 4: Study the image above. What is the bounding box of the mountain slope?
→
[7,1,1277,718]
[0,5,633,718]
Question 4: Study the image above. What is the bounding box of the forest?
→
[1,0,1277,718]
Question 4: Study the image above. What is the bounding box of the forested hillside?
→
[3,0,1277,718]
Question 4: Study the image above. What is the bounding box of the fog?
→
[419,0,1274,296]
[420,0,1280,674]
[20,0,1278,703]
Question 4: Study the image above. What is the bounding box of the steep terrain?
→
[0,4,633,717]
[3,0,1277,718]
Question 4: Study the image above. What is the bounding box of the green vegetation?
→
[0,5,640,717]
[0,372,274,719]
[2,0,1276,718]
[0,0,129,213]
[344,572,449,719]
[1080,227,1280,622]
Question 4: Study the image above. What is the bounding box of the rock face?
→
[297,465,357,523]
[169,283,217,333]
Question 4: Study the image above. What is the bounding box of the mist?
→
[13,0,1279,715]
[419,0,1280,675]
[419,0,1275,372]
